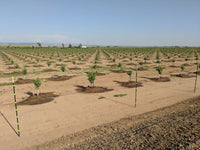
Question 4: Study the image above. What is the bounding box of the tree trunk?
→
[129,76,131,82]
[63,71,65,76]
[95,69,96,73]
[158,74,160,78]
[118,67,120,70]
[24,75,26,79]
[37,90,39,96]
[91,83,93,88]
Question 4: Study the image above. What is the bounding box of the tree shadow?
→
[0,111,19,136]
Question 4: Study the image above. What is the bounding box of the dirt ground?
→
[28,95,200,150]
[0,49,200,150]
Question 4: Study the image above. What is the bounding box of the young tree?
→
[93,64,97,73]
[88,72,96,88]
[72,60,76,66]
[127,71,132,82]
[33,78,42,96]
[68,43,72,48]
[15,63,19,69]
[172,59,175,66]
[22,67,27,78]
[113,58,116,63]
[139,61,144,67]
[185,58,188,64]
[118,63,122,70]
[156,60,160,66]
[144,57,147,63]
[61,65,66,76]
[181,65,185,74]
[156,66,163,78]
[47,61,51,69]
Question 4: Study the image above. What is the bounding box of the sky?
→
[0,0,200,46]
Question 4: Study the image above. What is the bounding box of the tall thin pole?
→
[12,76,20,137]
[135,66,138,107]
[194,63,198,93]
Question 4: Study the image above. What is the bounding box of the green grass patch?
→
[0,82,13,86]
[114,94,127,97]
[98,96,105,99]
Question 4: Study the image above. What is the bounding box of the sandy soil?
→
[28,95,200,150]
[0,49,199,149]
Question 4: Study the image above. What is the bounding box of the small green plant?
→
[113,58,116,63]
[22,67,27,78]
[59,58,62,62]
[88,72,96,88]
[118,63,122,70]
[114,94,127,97]
[98,96,105,99]
[144,57,147,63]
[181,65,185,74]
[139,61,144,67]
[172,59,175,66]
[33,78,42,96]
[47,61,51,69]
[72,60,76,65]
[127,71,132,82]
[15,63,19,69]
[93,64,97,73]
[61,65,65,75]
[156,66,163,78]
[130,57,132,61]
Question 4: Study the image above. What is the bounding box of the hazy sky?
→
[0,0,200,46]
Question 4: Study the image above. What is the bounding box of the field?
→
[0,46,200,149]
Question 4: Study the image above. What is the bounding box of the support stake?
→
[12,76,20,137]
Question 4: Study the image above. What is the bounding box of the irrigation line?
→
[12,76,20,137]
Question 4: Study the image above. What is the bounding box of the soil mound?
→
[15,78,33,84]
[47,75,73,81]
[68,67,81,70]
[171,74,194,78]
[114,81,143,88]
[43,69,57,72]
[111,70,126,73]
[76,86,113,93]
[149,77,170,82]
[2,71,22,75]
[33,64,44,67]
[18,92,59,105]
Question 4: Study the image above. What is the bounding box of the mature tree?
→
[37,42,42,47]
[78,43,82,48]
[62,43,64,48]
[69,43,72,48]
